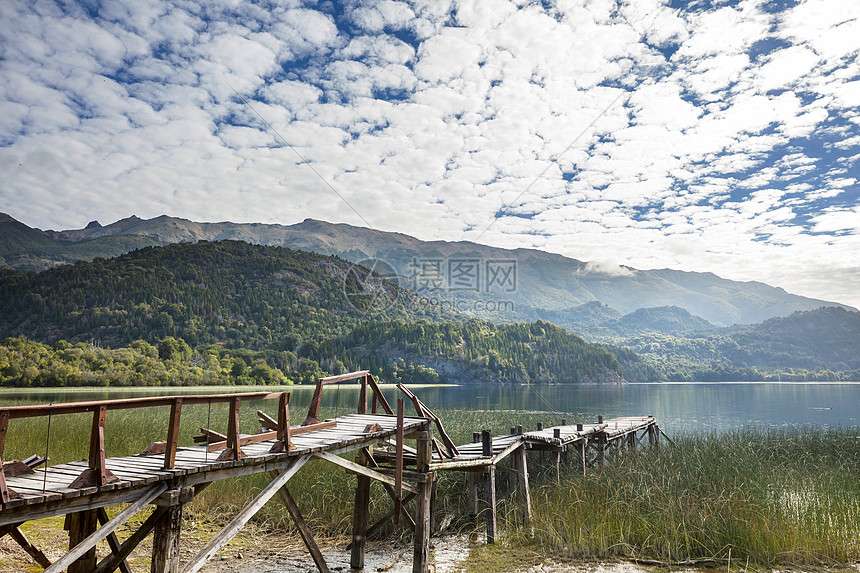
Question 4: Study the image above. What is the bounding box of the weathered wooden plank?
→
[313,452,418,495]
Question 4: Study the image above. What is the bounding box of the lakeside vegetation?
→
[3,399,859,568]
[519,428,860,566]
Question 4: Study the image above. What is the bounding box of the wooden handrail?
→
[304,370,391,426]
[0,392,288,494]
[0,392,281,419]
[318,371,370,384]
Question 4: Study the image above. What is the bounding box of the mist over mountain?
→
[2,213,852,329]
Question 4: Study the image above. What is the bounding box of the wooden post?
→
[480,429,496,544]
[91,406,108,484]
[152,503,183,573]
[467,432,479,516]
[219,397,245,461]
[483,466,497,544]
[394,399,405,524]
[358,375,368,414]
[269,393,292,453]
[553,428,562,482]
[71,405,118,488]
[597,431,606,467]
[513,445,533,528]
[413,427,434,573]
[0,410,10,502]
[164,398,182,470]
[467,471,479,516]
[481,429,492,458]
[304,379,325,425]
[66,510,99,573]
[580,441,587,476]
[350,449,371,570]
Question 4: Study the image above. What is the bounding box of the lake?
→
[2,382,858,434]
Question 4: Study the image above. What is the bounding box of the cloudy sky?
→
[1,0,858,307]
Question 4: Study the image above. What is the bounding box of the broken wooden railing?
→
[0,392,291,502]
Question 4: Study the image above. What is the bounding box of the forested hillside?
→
[621,307,860,381]
[0,241,637,386]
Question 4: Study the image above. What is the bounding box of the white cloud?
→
[0,0,858,309]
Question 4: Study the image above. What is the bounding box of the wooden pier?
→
[0,371,663,572]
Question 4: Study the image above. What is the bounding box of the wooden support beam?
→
[483,466,497,544]
[394,398,405,525]
[513,446,533,529]
[218,397,245,461]
[164,398,183,470]
[192,428,227,444]
[467,472,479,516]
[70,406,119,488]
[397,384,458,458]
[269,393,293,453]
[151,502,183,573]
[46,483,167,573]
[180,456,310,573]
[413,428,433,573]
[313,452,418,495]
[66,510,98,573]
[350,448,371,570]
[366,373,393,415]
[597,431,607,467]
[268,471,329,573]
[0,410,12,503]
[358,375,368,414]
[9,526,52,568]
[580,441,587,477]
[93,507,167,573]
[257,410,277,431]
[96,507,133,573]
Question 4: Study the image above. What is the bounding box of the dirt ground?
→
[3,520,859,573]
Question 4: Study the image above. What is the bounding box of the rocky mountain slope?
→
[3,212,852,327]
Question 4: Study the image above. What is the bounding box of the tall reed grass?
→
[516,428,860,566]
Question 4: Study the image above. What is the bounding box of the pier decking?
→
[0,372,663,573]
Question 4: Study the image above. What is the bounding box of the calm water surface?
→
[1,382,858,434]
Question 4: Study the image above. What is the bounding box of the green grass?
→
[512,428,860,567]
[4,399,859,568]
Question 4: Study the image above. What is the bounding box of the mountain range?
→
[0,240,632,386]
[2,213,852,330]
